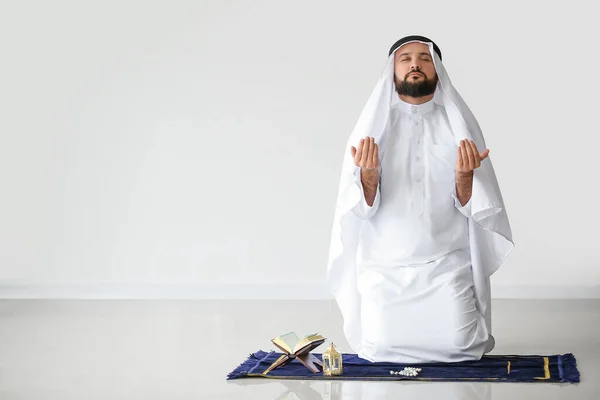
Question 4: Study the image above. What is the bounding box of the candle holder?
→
[322,342,343,376]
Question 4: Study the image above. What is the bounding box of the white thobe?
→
[351,97,489,363]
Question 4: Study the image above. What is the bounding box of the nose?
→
[410,59,423,71]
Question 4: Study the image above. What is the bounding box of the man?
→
[326,36,514,364]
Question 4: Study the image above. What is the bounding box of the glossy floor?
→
[0,299,597,399]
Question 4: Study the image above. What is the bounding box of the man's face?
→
[394,42,438,98]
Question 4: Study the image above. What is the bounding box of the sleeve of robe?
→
[351,166,381,220]
[451,183,472,218]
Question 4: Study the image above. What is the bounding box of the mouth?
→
[409,73,424,78]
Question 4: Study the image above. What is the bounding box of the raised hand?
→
[456,139,489,174]
[351,137,379,171]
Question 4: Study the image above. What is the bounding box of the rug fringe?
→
[560,353,580,383]
[226,351,266,380]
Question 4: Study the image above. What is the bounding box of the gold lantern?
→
[322,342,343,376]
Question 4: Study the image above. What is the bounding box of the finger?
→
[457,144,464,170]
[464,140,475,170]
[367,137,376,168]
[368,137,376,163]
[361,137,371,166]
[480,149,490,160]
[355,139,364,162]
[460,140,469,170]
[371,142,378,169]
[468,140,480,168]
[351,146,356,158]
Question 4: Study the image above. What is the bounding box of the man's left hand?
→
[456,139,489,175]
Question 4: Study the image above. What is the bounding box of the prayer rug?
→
[227,351,579,383]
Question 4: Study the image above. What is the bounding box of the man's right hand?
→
[351,136,379,171]
[351,137,379,207]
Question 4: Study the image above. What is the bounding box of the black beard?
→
[395,74,438,97]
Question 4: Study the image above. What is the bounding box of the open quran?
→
[263,332,326,374]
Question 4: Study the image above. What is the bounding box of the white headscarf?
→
[326,40,515,352]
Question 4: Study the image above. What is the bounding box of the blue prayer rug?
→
[227,351,580,383]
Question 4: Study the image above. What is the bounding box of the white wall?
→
[1,0,599,299]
